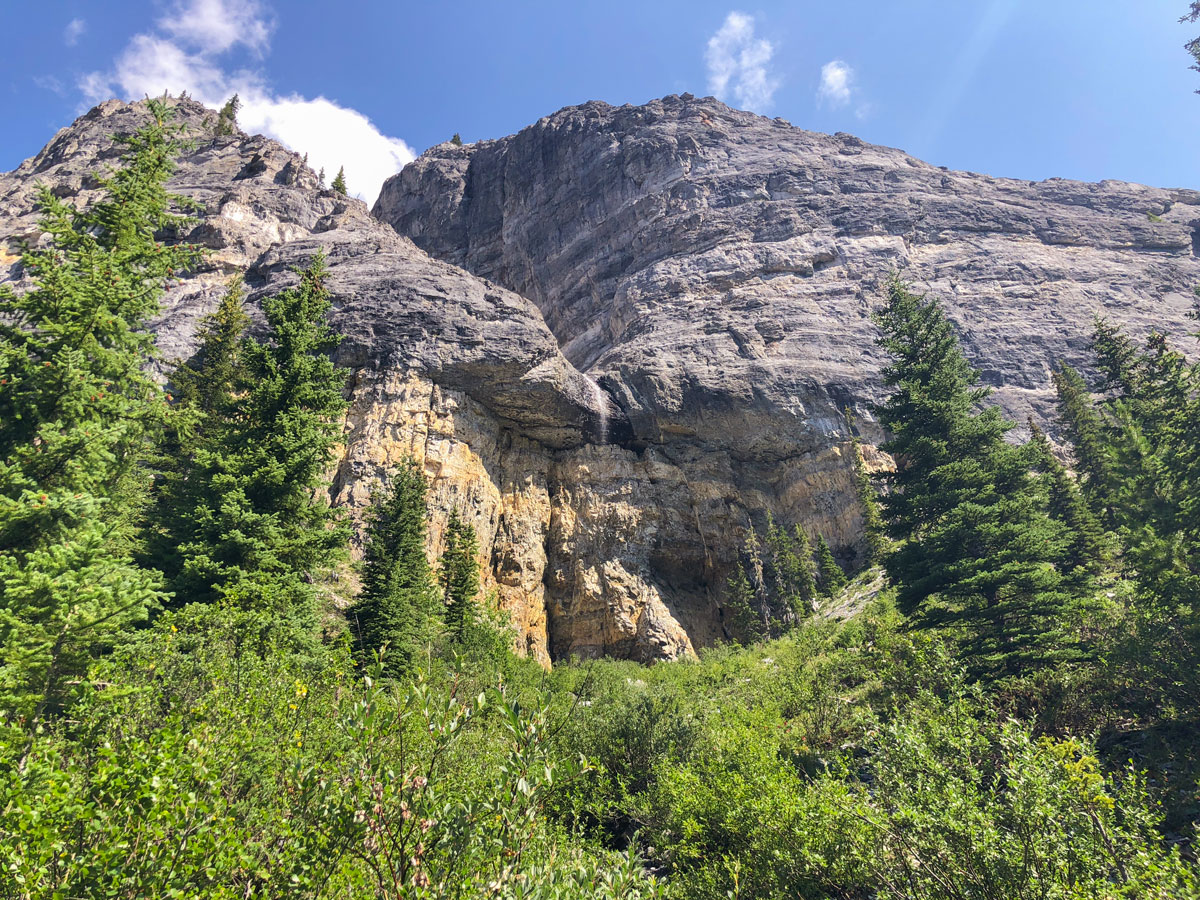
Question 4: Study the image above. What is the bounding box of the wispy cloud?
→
[158,0,272,54]
[817,60,853,107]
[34,75,66,96]
[705,11,780,113]
[816,59,872,121]
[64,18,86,47]
[79,0,412,204]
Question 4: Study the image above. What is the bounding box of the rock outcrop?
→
[5,94,1200,664]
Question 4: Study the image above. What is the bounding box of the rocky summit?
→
[4,93,1199,664]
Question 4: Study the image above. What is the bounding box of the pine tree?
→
[1028,421,1106,586]
[0,101,202,724]
[146,277,252,591]
[1052,364,1117,523]
[450,133,463,147]
[724,559,766,644]
[169,253,350,623]
[174,276,250,418]
[763,515,817,621]
[330,167,347,196]
[214,94,240,136]
[351,459,441,676]
[439,509,480,638]
[815,535,847,597]
[873,279,1078,679]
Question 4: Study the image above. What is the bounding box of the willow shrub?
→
[0,605,659,899]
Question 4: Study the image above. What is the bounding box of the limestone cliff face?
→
[376,93,1200,658]
[5,94,1200,664]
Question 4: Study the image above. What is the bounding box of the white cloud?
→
[817,60,854,108]
[78,0,412,204]
[705,11,780,113]
[34,74,66,95]
[64,18,86,46]
[158,0,272,54]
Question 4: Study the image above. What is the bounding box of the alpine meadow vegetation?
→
[2,97,1200,900]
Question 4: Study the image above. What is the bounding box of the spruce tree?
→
[1052,364,1117,523]
[172,276,250,418]
[1028,421,1106,587]
[330,167,347,196]
[815,535,847,597]
[214,94,240,136]
[0,101,202,724]
[873,279,1078,679]
[724,559,766,644]
[439,509,480,638]
[169,253,350,623]
[146,277,251,589]
[351,459,440,675]
[764,514,817,621]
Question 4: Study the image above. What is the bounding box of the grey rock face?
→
[378,93,1200,451]
[0,97,610,450]
[6,93,1200,664]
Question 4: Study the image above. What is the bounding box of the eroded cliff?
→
[4,94,1199,663]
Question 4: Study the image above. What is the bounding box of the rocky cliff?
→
[5,94,1199,664]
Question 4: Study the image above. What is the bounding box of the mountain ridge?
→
[3,92,1198,664]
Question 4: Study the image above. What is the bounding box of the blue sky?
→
[2,1,1197,203]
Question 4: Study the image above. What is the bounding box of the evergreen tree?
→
[439,509,480,638]
[764,515,818,621]
[450,133,463,147]
[1091,317,1143,398]
[351,459,440,676]
[873,279,1078,679]
[172,276,250,418]
[330,167,347,196]
[815,535,847,597]
[0,102,202,724]
[724,559,766,644]
[1028,421,1106,587]
[850,438,887,566]
[1052,364,1118,523]
[214,94,240,136]
[169,253,350,623]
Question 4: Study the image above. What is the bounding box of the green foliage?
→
[351,458,441,676]
[213,93,240,136]
[450,133,464,147]
[440,509,481,638]
[0,102,202,726]
[763,515,818,620]
[1052,363,1118,523]
[837,693,1199,900]
[723,559,765,644]
[873,279,1080,679]
[165,253,350,623]
[1183,3,1200,88]
[814,535,846,597]
[1052,320,1200,709]
[330,166,347,196]
[0,607,661,899]
[850,438,887,566]
[1028,420,1106,587]
[173,275,250,418]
